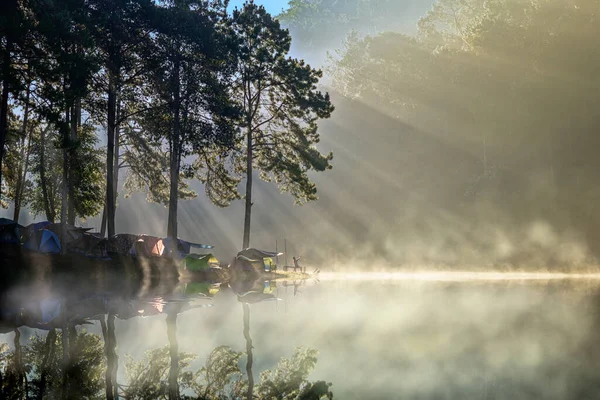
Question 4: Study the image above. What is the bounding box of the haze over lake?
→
[3,272,600,399]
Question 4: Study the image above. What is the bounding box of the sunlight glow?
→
[319,271,600,282]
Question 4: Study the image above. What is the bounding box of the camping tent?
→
[129,235,165,257]
[0,218,25,245]
[0,223,21,244]
[27,221,52,232]
[231,248,282,273]
[182,253,219,272]
[23,229,62,254]
[68,232,106,256]
[0,218,20,227]
[46,223,92,246]
[105,233,138,255]
[162,237,214,258]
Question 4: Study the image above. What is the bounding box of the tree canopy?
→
[199,1,334,249]
[0,0,333,243]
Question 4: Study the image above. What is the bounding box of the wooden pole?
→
[284,239,288,266]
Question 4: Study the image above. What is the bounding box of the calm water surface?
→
[2,273,600,399]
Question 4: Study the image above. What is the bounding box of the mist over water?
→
[123,277,600,399]
[3,272,600,399]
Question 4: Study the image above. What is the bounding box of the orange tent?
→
[129,235,165,257]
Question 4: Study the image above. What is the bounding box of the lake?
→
[1,272,600,399]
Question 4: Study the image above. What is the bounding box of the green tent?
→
[231,249,282,273]
[183,253,219,272]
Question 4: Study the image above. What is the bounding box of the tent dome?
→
[24,229,61,254]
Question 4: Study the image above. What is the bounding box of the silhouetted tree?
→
[87,0,153,237]
[136,0,237,241]
[23,329,105,399]
[202,2,334,249]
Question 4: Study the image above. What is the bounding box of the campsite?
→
[5,0,600,398]
[0,217,310,288]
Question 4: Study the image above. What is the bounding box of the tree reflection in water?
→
[235,281,333,400]
[100,313,118,400]
[121,343,333,400]
[242,303,253,400]
[0,278,333,400]
[0,327,105,399]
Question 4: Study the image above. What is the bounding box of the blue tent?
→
[24,229,61,254]
[0,223,21,244]
[162,237,213,257]
[27,221,52,232]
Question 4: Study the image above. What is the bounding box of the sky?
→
[227,0,289,16]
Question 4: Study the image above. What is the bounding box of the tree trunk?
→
[13,140,25,221]
[13,328,25,394]
[61,305,70,398]
[100,206,107,236]
[100,317,111,400]
[39,125,54,222]
[167,143,180,242]
[67,325,77,399]
[106,72,117,237]
[243,303,254,400]
[109,314,118,400]
[67,102,79,225]
[111,102,121,235]
[13,80,31,223]
[101,313,119,400]
[0,40,12,204]
[39,328,57,400]
[167,312,179,400]
[61,107,69,253]
[242,128,253,249]
[167,57,181,242]
[13,132,32,223]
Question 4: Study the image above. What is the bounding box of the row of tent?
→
[0,218,64,253]
[0,218,287,274]
[0,217,213,259]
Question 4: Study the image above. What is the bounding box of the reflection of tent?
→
[40,298,63,324]
[0,324,18,334]
[24,229,62,253]
[231,248,282,273]
[114,302,143,320]
[184,282,221,297]
[134,297,168,316]
[237,291,279,304]
[263,280,275,294]
[183,253,219,272]
[129,235,165,257]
